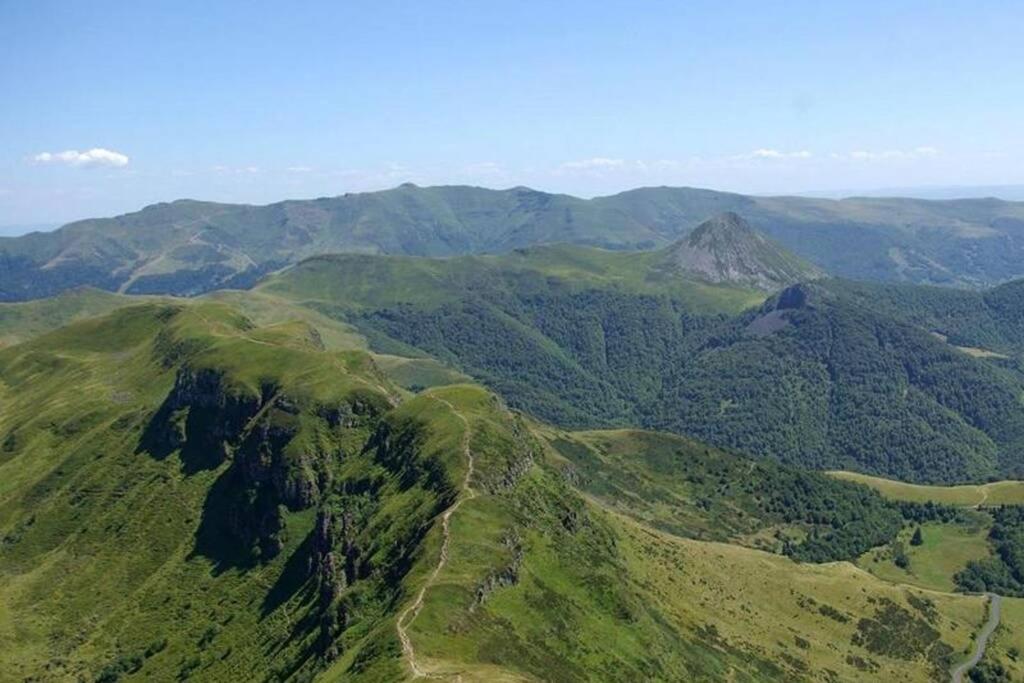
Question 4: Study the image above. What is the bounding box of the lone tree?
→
[910,527,924,546]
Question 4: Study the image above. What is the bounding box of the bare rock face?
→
[661,212,825,291]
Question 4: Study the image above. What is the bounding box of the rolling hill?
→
[261,247,1024,484]
[5,237,1024,485]
[0,302,995,682]
[6,183,1024,301]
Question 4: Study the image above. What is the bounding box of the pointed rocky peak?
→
[686,211,756,245]
[661,212,825,291]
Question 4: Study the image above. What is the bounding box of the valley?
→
[8,2,1024,680]
[2,195,1024,681]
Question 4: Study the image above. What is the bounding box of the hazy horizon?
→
[5,180,1024,238]
[3,1,1023,225]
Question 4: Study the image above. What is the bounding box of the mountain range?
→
[5,183,1024,301]
[3,185,1024,681]
[0,301,1001,682]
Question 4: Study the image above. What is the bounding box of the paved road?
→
[951,593,1003,683]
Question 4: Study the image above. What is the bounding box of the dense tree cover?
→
[823,278,1024,357]
[551,431,910,564]
[768,471,905,563]
[957,506,1024,597]
[357,282,1024,483]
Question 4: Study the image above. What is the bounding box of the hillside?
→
[0,286,149,348]
[6,184,1024,301]
[7,248,1017,485]
[0,303,993,682]
[660,212,824,290]
[821,277,1024,356]
[264,251,1024,483]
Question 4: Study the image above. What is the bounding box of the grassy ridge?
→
[0,301,1002,681]
[0,286,150,347]
[366,397,987,682]
[830,471,1024,506]
[0,303,404,681]
[260,246,765,315]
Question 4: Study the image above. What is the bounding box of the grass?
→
[828,471,1024,505]
[0,286,154,347]
[371,354,471,392]
[0,301,1002,682]
[612,513,985,683]
[201,289,367,350]
[259,245,766,316]
[0,302,399,682]
[364,419,990,682]
[857,517,993,592]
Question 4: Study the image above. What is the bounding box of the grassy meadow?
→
[829,471,1024,506]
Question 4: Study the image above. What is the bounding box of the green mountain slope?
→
[5,184,1024,301]
[264,248,1024,483]
[0,286,149,348]
[0,304,992,682]
[820,277,1024,357]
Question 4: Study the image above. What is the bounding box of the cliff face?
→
[144,363,385,563]
[661,212,825,291]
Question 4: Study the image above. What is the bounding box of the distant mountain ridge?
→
[4,183,1024,300]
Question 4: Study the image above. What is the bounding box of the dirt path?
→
[396,396,475,680]
[977,486,990,507]
[951,593,1003,683]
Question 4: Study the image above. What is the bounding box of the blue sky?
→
[2,0,1023,227]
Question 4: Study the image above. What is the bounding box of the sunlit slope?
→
[0,307,996,682]
[830,471,1024,506]
[364,409,988,682]
[0,286,149,347]
[0,303,408,681]
[259,245,766,315]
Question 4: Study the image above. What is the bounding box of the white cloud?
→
[742,149,814,160]
[33,148,129,168]
[560,157,627,171]
[286,165,313,173]
[841,147,941,162]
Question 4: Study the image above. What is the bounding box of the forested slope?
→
[266,251,1024,483]
[0,302,991,682]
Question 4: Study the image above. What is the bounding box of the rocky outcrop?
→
[143,363,384,566]
[471,532,523,610]
[661,212,824,291]
[310,506,361,659]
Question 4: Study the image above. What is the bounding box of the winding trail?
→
[396,396,475,680]
[951,593,1003,683]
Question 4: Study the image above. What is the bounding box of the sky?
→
[2,0,1024,228]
